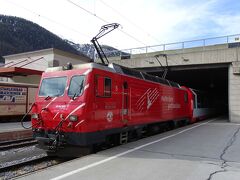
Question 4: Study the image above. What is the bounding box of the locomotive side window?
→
[104,78,111,96]
[39,77,67,97]
[184,92,188,103]
[95,75,111,97]
[68,75,85,98]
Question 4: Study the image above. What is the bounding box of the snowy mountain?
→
[65,40,125,60]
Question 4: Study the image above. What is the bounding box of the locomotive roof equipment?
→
[91,23,120,65]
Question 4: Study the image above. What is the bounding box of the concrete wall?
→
[108,44,240,68]
[229,62,240,123]
[4,50,54,71]
[52,48,90,65]
[53,53,88,67]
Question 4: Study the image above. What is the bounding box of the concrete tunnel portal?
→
[138,63,229,116]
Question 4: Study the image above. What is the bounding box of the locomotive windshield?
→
[39,77,67,97]
[68,75,85,98]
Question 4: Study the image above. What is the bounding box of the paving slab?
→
[0,122,32,141]
[0,122,31,133]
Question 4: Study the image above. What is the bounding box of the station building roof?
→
[3,48,91,72]
[0,48,91,84]
[3,48,90,62]
[0,67,43,77]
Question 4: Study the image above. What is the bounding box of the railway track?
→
[0,138,66,179]
[0,138,37,151]
[0,154,48,172]
[0,154,68,179]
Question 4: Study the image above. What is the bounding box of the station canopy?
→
[0,67,43,77]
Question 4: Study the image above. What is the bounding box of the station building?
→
[0,48,90,84]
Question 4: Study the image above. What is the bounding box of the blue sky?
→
[0,0,240,50]
[172,0,240,38]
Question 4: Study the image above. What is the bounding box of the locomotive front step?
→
[120,132,128,144]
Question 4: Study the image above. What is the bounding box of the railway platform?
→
[19,117,240,180]
[0,122,32,141]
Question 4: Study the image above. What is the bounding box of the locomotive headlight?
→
[69,115,78,122]
[31,113,39,119]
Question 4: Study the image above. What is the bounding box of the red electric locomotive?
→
[31,62,196,156]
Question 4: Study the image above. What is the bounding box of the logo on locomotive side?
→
[147,94,152,110]
[107,111,113,122]
[136,88,160,112]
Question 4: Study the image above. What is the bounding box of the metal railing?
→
[105,34,240,59]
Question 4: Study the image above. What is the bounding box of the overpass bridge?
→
[106,34,240,123]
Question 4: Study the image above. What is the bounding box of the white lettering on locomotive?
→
[56,105,67,110]
[161,96,174,102]
[168,103,181,109]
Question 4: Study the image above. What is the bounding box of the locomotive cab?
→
[31,64,93,154]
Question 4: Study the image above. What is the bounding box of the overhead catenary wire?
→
[66,0,108,24]
[98,0,162,44]
[66,0,148,47]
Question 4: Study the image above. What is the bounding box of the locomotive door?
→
[122,81,129,125]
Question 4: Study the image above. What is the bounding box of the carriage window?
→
[95,75,111,97]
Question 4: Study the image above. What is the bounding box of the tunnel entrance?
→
[141,64,229,116]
